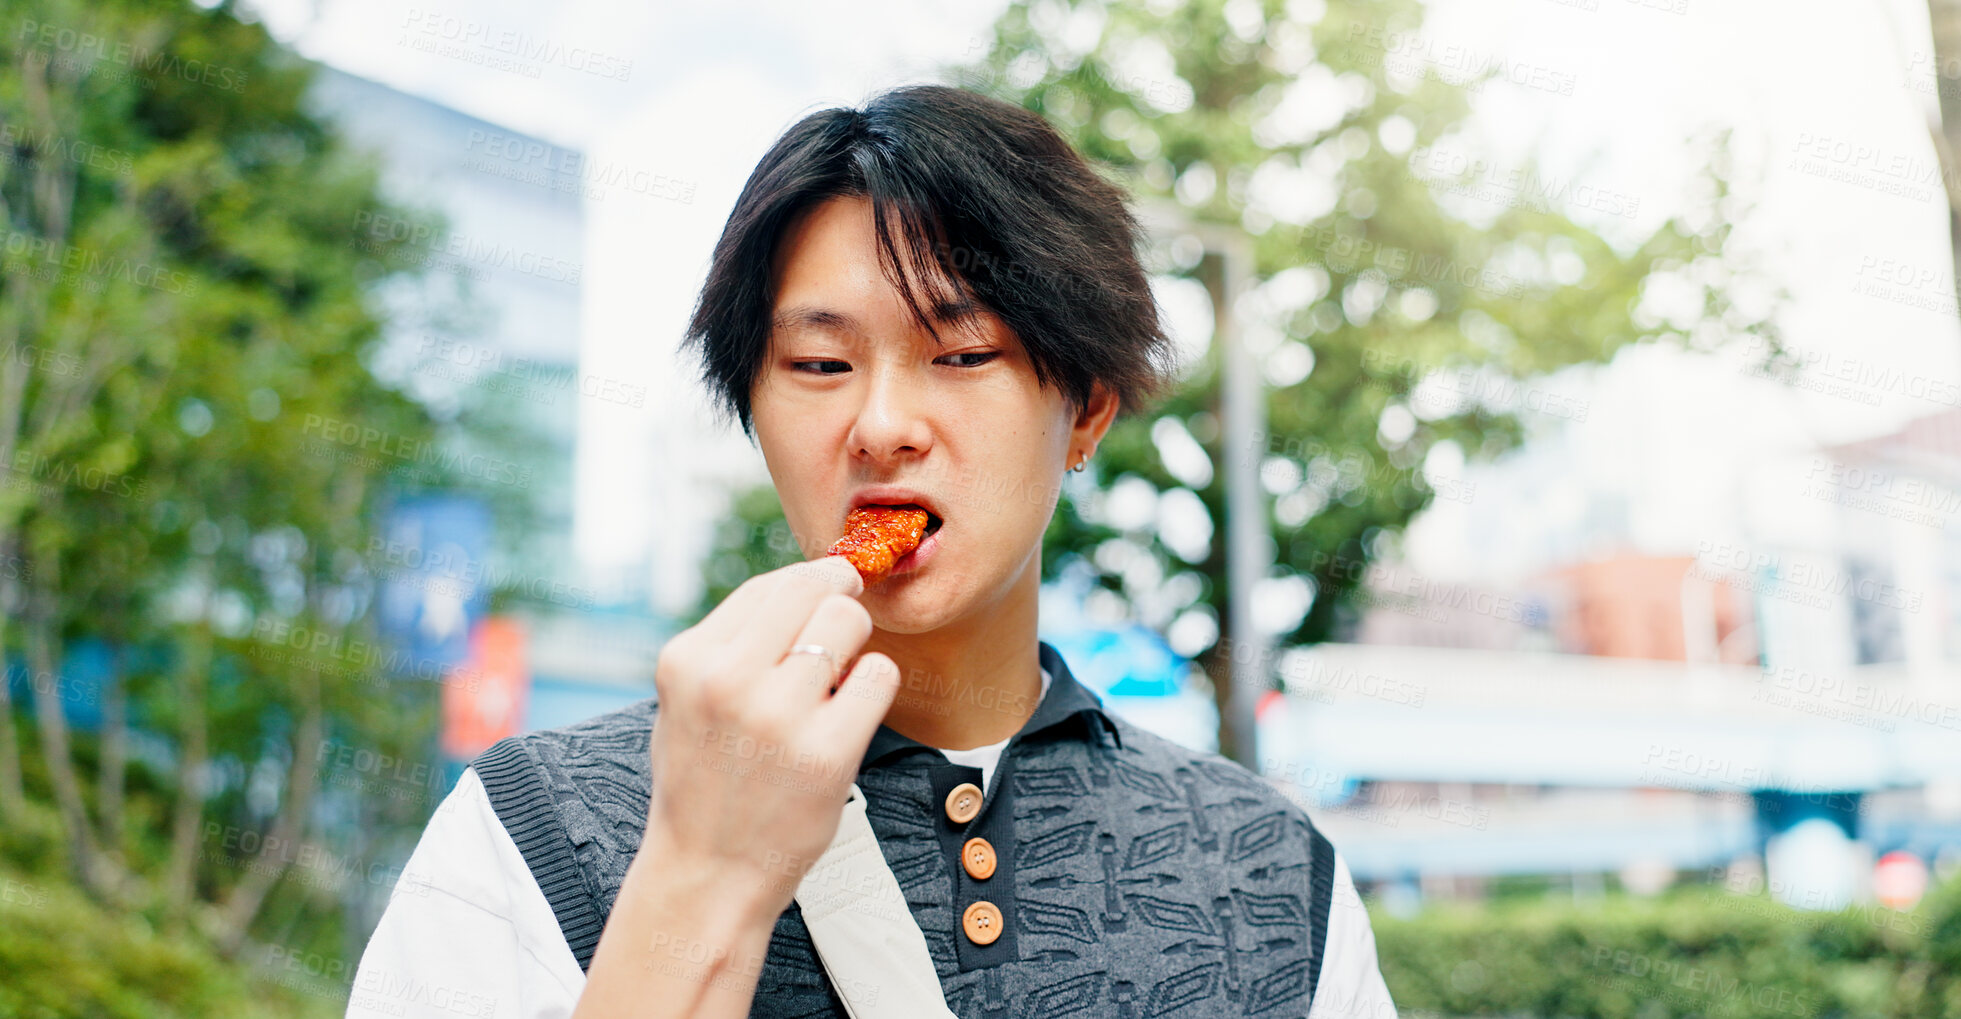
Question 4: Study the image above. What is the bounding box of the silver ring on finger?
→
[785,643,838,678]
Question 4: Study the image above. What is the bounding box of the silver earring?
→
[1071,455,1087,473]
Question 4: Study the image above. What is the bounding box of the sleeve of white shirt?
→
[346,767,588,1019]
[1303,852,1399,1019]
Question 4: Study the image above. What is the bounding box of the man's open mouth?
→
[830,502,943,583]
[852,502,942,536]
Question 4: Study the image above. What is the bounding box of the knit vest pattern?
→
[473,655,1339,1018]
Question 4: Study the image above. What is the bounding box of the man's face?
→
[751,195,1088,633]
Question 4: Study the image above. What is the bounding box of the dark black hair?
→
[683,84,1175,435]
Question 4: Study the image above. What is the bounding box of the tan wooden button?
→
[961,900,1003,945]
[944,782,982,824]
[962,837,997,880]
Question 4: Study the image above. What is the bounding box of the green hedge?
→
[1374,877,1961,1018]
[0,864,340,1019]
[7,842,1959,1017]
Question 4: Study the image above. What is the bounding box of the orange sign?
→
[441,616,529,759]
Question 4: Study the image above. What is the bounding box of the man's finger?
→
[814,651,901,752]
[694,554,861,647]
[734,556,865,663]
[765,592,874,705]
[786,554,863,598]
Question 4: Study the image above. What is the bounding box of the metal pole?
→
[1212,236,1265,770]
[1133,200,1268,768]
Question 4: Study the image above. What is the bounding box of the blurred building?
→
[1550,555,1757,663]
[307,67,583,583]
[1811,407,1961,674]
[306,66,660,719]
[303,68,660,955]
[1269,409,1961,911]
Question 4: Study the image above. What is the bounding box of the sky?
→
[243,0,1961,604]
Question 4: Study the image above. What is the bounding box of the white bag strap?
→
[795,783,959,1018]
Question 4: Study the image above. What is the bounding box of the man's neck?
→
[861,568,1045,751]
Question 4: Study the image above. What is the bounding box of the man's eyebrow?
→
[931,297,980,322]
[770,298,983,335]
[771,305,859,335]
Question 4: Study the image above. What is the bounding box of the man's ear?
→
[1074,381,1121,448]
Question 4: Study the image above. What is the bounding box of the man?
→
[349,84,1397,1019]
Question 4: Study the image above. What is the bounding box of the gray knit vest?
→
[473,642,1339,1017]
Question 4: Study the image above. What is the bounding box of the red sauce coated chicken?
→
[828,505,929,584]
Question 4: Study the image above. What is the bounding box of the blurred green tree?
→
[701,0,1781,762]
[0,0,531,957]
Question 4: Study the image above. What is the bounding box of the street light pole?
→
[1205,236,1265,770]
[1138,198,1267,768]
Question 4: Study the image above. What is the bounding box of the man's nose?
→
[846,355,933,465]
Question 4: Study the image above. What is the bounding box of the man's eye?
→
[793,360,851,375]
[937,351,1000,368]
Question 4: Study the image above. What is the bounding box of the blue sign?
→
[374,494,493,671]
[1038,623,1187,698]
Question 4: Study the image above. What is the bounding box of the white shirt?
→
[935,667,1051,792]
[348,675,1398,1019]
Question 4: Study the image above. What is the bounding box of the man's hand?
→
[645,554,901,922]
[573,555,901,1019]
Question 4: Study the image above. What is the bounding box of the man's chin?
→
[863,598,960,636]
[861,573,972,634]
